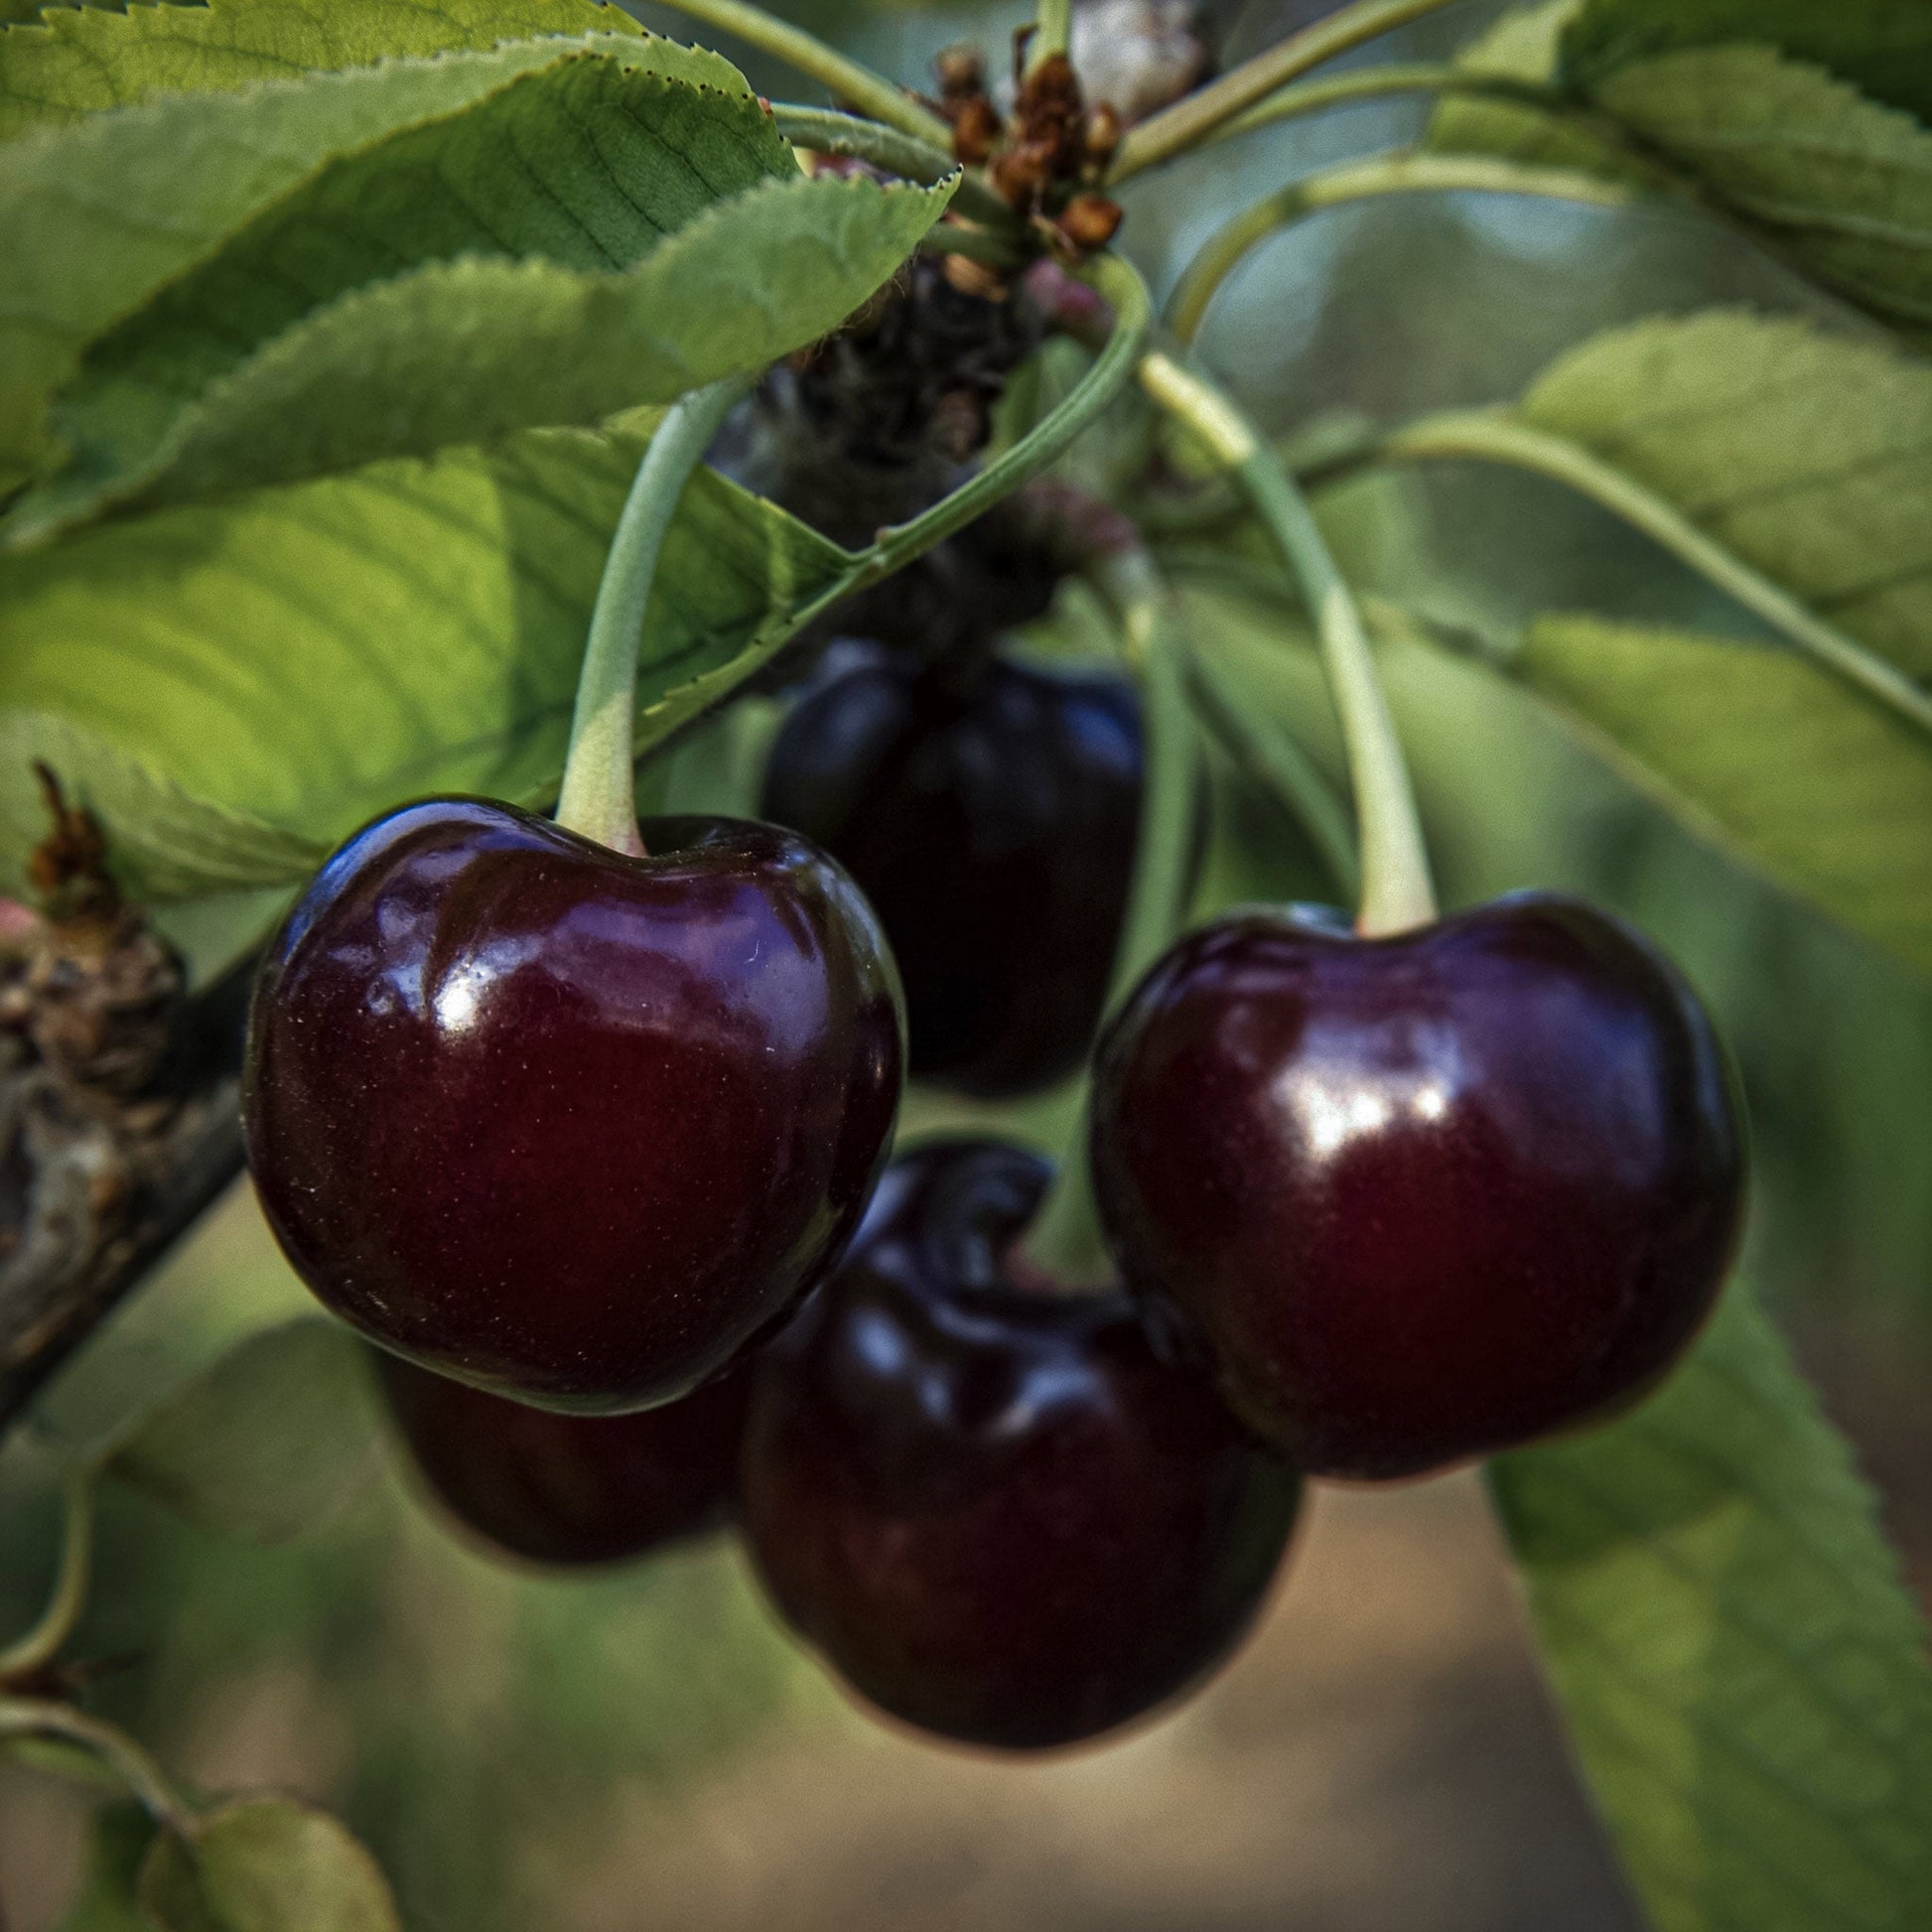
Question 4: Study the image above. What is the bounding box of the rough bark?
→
[0,920,251,1438]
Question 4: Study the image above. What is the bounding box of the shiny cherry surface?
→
[376,1351,749,1567]
[1090,895,1745,1478]
[760,644,1142,1097]
[741,1140,1300,1750]
[245,799,901,1413]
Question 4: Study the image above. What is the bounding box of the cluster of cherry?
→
[244,639,1743,1751]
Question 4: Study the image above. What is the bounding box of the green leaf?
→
[0,426,849,875]
[1492,1290,1932,1932]
[1520,314,1932,682]
[0,0,640,136]
[58,1803,155,1932]
[1563,0,1932,128]
[8,168,954,539]
[1578,44,1932,338]
[1427,1,1644,184]
[104,1317,379,1543]
[0,711,323,902]
[0,35,771,500]
[1515,617,1932,978]
[139,1800,400,1932]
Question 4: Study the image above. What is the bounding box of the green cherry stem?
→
[645,0,953,149]
[1030,0,1072,70]
[1107,0,1468,183]
[1168,151,1640,344]
[0,1697,192,1829]
[1021,547,1199,1287]
[554,375,754,857]
[0,1470,95,1687]
[1138,350,1436,936]
[1206,63,1564,149]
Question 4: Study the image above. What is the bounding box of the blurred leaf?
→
[7,169,952,539]
[58,1803,155,1932]
[1428,5,1932,337]
[139,1800,401,1932]
[1521,313,1932,681]
[105,1318,379,1544]
[0,0,639,136]
[1563,0,1932,127]
[1492,1291,1932,1932]
[1427,2,1643,183]
[1518,618,1932,978]
[0,711,323,902]
[1584,46,1932,339]
[0,426,850,888]
[0,38,784,520]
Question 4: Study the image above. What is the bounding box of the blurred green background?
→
[5,1,1930,1926]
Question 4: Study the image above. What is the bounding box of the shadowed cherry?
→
[1090,894,1745,1479]
[760,644,1142,1097]
[245,799,902,1414]
[741,1139,1300,1750]
[375,1350,750,1567]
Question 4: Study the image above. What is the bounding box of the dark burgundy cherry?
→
[1090,894,1745,1479]
[375,1351,749,1567]
[741,1139,1300,1750]
[245,799,901,1413]
[759,644,1142,1097]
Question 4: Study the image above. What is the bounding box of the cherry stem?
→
[555,376,753,858]
[1106,0,1468,184]
[0,1695,191,1829]
[1138,349,1436,937]
[1029,0,1071,71]
[643,0,953,149]
[1167,151,1640,345]
[0,1470,94,1688]
[1021,547,1199,1289]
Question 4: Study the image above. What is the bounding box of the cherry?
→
[374,1350,749,1567]
[1089,894,1745,1479]
[740,1139,1300,1750]
[759,644,1141,1097]
[245,799,901,1413]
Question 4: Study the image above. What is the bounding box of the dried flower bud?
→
[952,94,1004,166]
[1056,193,1124,251]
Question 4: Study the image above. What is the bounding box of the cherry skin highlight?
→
[1089,894,1745,1479]
[740,1139,1300,1751]
[760,643,1142,1097]
[375,1351,749,1568]
[245,799,902,1413]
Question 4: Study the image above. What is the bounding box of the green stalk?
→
[644,0,953,148]
[1140,351,1435,935]
[1031,0,1072,69]
[554,376,753,855]
[1021,548,1199,1286]
[1207,63,1562,148]
[1372,409,1932,744]
[768,105,1015,230]
[1107,0,1468,183]
[0,1698,190,1828]
[1169,151,1640,343]
[0,1471,94,1687]
[1188,647,1360,897]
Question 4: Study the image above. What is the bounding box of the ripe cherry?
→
[245,799,901,1414]
[740,1139,1300,1750]
[759,644,1141,1097]
[375,1351,749,1567]
[1090,894,1745,1479]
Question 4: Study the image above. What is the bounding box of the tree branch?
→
[0,920,252,1438]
